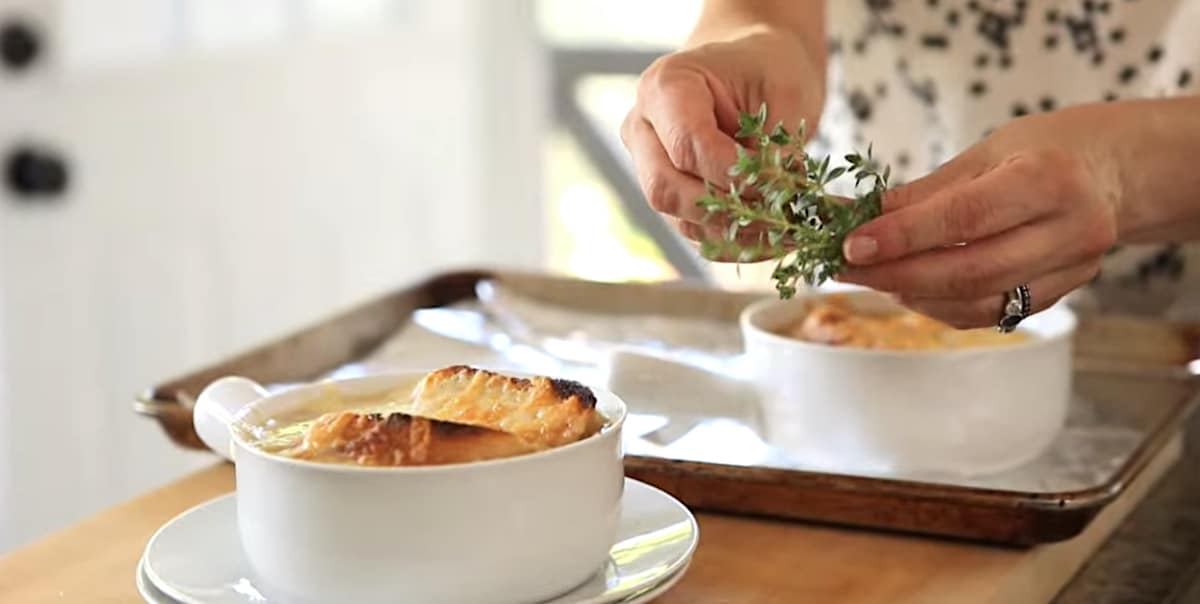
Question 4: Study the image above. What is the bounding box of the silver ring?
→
[997,284,1031,333]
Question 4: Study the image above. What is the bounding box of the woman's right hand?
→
[620,19,826,255]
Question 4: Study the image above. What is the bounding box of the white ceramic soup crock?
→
[739,290,1077,477]
[192,372,626,604]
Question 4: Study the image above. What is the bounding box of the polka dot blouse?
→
[813,0,1200,319]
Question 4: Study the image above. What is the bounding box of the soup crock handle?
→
[602,347,764,434]
[193,376,269,462]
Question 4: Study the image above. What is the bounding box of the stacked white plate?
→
[136,478,698,604]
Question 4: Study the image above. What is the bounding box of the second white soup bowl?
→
[739,291,1076,476]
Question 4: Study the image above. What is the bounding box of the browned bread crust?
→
[285,410,537,466]
[411,365,604,449]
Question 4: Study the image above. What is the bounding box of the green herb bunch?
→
[696,103,892,299]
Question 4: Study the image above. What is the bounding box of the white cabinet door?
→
[0,0,544,550]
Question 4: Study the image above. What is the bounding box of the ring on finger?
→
[996,283,1032,334]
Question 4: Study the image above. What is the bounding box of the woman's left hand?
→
[836,107,1123,329]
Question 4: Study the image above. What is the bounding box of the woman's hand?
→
[621,5,826,253]
[836,106,1126,329]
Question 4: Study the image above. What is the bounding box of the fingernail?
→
[844,236,878,263]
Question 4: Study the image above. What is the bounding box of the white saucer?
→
[139,478,697,604]
[137,556,690,604]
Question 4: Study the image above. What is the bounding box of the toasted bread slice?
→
[284,410,537,466]
[410,366,604,449]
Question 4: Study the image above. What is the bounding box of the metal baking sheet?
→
[135,268,1199,544]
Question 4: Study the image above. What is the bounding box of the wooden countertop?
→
[0,436,1183,604]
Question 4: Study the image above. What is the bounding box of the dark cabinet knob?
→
[1,20,40,71]
[6,147,69,199]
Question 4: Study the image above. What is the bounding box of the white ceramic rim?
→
[738,292,1078,360]
[136,556,165,603]
[141,500,218,604]
[620,558,692,604]
[137,555,695,604]
[228,371,627,475]
[139,477,699,604]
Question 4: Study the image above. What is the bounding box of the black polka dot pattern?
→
[826,1,1200,302]
[1134,245,1186,283]
[848,89,874,121]
[921,33,950,48]
[852,0,1195,105]
[1119,65,1138,84]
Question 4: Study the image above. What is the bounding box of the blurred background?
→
[0,0,787,551]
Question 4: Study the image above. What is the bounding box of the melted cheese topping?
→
[266,410,535,466]
[784,296,1030,350]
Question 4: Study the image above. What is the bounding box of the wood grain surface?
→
[0,434,1179,604]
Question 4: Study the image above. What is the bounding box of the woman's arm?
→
[1105,95,1200,243]
[687,1,828,87]
[834,95,1200,328]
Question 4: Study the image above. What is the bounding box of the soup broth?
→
[241,382,419,457]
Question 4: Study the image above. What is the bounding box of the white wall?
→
[0,0,545,551]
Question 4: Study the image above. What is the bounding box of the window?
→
[538,0,778,291]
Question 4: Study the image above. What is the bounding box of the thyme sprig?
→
[696,103,892,299]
